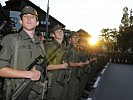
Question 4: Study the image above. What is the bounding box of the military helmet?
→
[70,31,78,37]
[52,25,63,33]
[20,6,38,18]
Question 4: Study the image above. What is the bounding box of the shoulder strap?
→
[11,34,21,91]
[39,41,45,54]
[13,34,21,69]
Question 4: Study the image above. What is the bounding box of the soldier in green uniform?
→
[67,31,84,100]
[45,25,68,100]
[0,6,45,100]
[36,31,46,44]
[78,38,92,98]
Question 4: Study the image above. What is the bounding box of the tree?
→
[99,28,119,51]
[119,7,133,52]
[121,7,129,28]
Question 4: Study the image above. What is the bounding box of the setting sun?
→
[88,37,98,45]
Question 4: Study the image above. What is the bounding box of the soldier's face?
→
[79,41,86,47]
[21,14,38,31]
[54,29,64,39]
[71,36,79,44]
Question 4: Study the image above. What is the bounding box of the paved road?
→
[93,63,133,100]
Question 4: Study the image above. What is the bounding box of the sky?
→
[1,0,133,37]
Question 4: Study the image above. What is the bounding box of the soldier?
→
[77,38,91,98]
[67,31,84,100]
[0,6,45,100]
[36,31,45,43]
[45,25,68,100]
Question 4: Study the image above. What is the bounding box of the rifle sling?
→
[11,35,21,91]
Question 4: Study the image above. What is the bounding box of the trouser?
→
[47,81,68,100]
[78,72,89,98]
[67,75,79,100]
[0,77,4,100]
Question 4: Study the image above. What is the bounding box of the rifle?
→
[11,55,48,100]
[11,43,61,100]
[77,48,95,77]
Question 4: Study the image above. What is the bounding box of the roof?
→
[3,0,65,28]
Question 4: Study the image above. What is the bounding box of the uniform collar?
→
[19,29,40,43]
[53,39,65,48]
[53,39,61,46]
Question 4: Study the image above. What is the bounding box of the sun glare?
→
[88,37,98,45]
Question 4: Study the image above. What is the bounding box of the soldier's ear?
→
[36,21,39,26]
[52,33,55,38]
[19,19,22,25]
[70,38,72,42]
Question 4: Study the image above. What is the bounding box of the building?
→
[1,0,68,38]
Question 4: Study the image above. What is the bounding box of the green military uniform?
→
[67,43,80,100]
[78,47,91,98]
[0,29,44,100]
[45,40,68,100]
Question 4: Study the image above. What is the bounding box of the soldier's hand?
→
[79,62,84,67]
[83,60,90,65]
[93,57,97,61]
[30,67,41,80]
[62,63,68,69]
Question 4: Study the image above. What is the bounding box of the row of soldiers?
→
[0,6,108,100]
[107,51,133,64]
[32,25,108,100]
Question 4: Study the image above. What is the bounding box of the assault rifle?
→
[11,55,48,100]
[11,43,60,100]
[77,49,97,77]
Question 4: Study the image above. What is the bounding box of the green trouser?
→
[78,65,91,98]
[78,73,89,98]
[67,75,79,100]
[47,81,68,100]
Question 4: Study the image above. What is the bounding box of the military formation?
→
[0,6,111,100]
